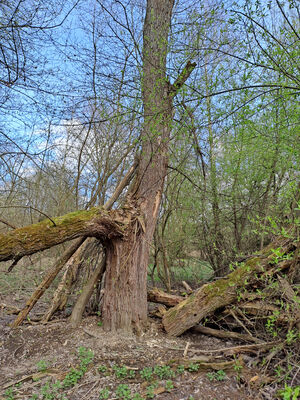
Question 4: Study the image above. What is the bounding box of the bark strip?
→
[70,254,106,327]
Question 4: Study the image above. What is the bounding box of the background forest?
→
[0,0,299,287]
[0,1,299,400]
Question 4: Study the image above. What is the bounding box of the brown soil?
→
[0,298,261,400]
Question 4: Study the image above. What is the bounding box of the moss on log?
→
[0,207,128,263]
[162,237,296,336]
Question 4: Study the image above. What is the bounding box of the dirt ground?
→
[0,292,267,400]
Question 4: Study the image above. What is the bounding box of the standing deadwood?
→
[101,0,196,332]
[163,237,297,336]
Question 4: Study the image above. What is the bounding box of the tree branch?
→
[169,61,197,96]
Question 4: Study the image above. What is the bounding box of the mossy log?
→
[0,208,129,263]
[163,237,297,336]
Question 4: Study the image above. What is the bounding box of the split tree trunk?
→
[0,1,196,334]
[101,0,196,332]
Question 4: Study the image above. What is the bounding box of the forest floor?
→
[1,243,299,400]
[1,293,264,400]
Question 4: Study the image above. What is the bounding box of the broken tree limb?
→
[192,325,263,344]
[162,237,297,336]
[0,208,127,263]
[70,254,106,327]
[147,287,184,306]
[182,281,193,294]
[9,163,138,328]
[191,341,282,356]
[41,241,88,323]
[10,237,86,328]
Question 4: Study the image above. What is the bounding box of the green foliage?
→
[286,329,299,345]
[265,310,280,338]
[127,369,136,379]
[278,384,300,400]
[140,366,153,381]
[98,365,108,373]
[187,363,199,372]
[176,364,185,374]
[113,364,129,379]
[4,388,14,400]
[153,365,175,379]
[63,347,94,388]
[132,394,143,400]
[165,380,174,391]
[206,370,226,382]
[112,364,135,380]
[99,388,110,399]
[115,384,131,400]
[145,384,156,399]
[78,346,94,365]
[36,360,48,372]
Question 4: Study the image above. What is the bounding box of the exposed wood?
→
[191,341,282,356]
[192,325,263,343]
[1,369,64,390]
[229,309,253,336]
[150,304,167,318]
[101,0,196,333]
[162,237,296,336]
[10,237,86,328]
[9,163,138,328]
[41,242,88,323]
[167,358,237,370]
[70,254,106,327]
[147,287,184,306]
[182,281,193,294]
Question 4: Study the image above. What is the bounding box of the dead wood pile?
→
[152,233,300,393]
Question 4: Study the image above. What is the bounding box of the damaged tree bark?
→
[1,1,196,333]
[163,237,297,336]
[0,208,127,264]
[10,161,138,328]
[100,0,196,332]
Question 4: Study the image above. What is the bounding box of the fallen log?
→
[193,325,263,343]
[162,237,297,336]
[147,287,184,306]
[191,341,282,356]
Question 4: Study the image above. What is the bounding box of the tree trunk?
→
[0,1,196,334]
[101,0,196,332]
